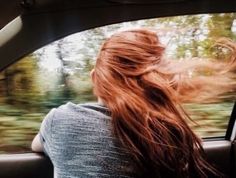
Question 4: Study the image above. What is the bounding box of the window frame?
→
[1,9,236,154]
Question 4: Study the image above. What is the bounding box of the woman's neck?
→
[98,97,105,106]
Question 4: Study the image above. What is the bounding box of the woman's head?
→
[91,29,233,177]
[93,29,172,105]
[92,29,162,97]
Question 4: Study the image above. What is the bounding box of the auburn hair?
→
[93,29,236,177]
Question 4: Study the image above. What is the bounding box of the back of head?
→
[93,29,230,177]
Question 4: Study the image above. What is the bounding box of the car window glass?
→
[0,13,236,153]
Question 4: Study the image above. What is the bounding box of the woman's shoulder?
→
[56,101,110,116]
[50,101,111,126]
[41,102,112,140]
[39,102,114,160]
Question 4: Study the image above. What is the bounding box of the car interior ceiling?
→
[0,0,236,178]
[1,0,236,72]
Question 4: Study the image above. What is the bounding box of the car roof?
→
[0,0,236,71]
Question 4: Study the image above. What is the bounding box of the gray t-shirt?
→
[39,102,137,178]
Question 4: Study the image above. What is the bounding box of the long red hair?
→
[93,29,236,177]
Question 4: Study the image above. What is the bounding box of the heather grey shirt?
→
[39,102,137,178]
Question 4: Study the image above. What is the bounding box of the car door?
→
[0,0,236,178]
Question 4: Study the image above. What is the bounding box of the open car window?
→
[0,13,236,153]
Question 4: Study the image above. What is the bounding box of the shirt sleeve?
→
[39,108,56,156]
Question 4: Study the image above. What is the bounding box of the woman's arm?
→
[31,133,43,152]
[32,109,56,153]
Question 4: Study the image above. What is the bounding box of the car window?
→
[0,13,236,153]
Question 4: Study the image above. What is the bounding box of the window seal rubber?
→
[225,102,236,140]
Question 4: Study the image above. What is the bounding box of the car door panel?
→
[0,141,232,178]
[0,153,53,178]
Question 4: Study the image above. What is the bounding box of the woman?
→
[32,29,236,177]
